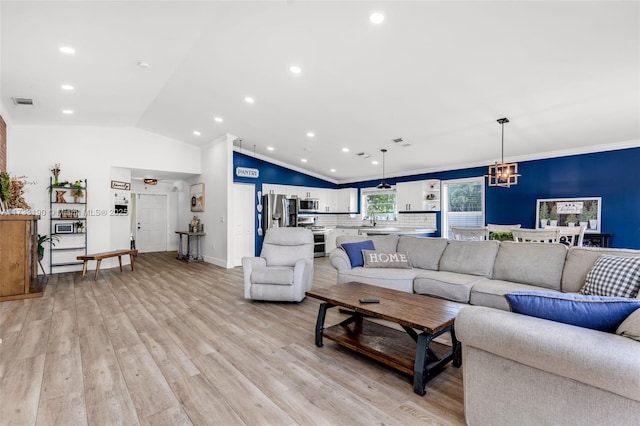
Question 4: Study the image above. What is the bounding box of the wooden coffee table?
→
[306,282,465,396]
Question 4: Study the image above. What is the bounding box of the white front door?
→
[231,183,256,267]
[136,194,167,253]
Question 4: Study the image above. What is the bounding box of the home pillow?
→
[616,308,640,341]
[580,255,640,298]
[505,291,640,332]
[362,250,411,269]
[341,240,375,268]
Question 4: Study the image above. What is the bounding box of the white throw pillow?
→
[616,308,640,341]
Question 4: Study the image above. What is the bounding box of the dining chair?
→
[511,228,560,243]
[487,224,522,233]
[556,225,586,246]
[450,226,489,241]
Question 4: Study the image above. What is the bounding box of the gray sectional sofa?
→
[329,234,640,307]
[329,234,640,425]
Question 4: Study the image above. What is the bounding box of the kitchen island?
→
[325,226,437,255]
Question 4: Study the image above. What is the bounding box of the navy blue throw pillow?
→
[341,240,375,268]
[505,291,640,332]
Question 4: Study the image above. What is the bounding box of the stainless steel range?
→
[300,222,327,257]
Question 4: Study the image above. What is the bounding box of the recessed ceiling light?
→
[244,97,255,104]
[193,131,201,136]
[290,65,302,74]
[301,158,308,163]
[137,60,150,68]
[59,46,75,54]
[330,169,336,173]
[372,160,379,165]
[306,132,315,138]
[267,146,274,151]
[61,84,74,91]
[342,147,350,152]
[62,109,74,115]
[214,116,223,123]
[370,12,385,24]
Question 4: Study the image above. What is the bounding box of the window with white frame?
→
[361,188,397,222]
[442,177,485,239]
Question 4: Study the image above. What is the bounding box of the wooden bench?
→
[77,249,138,280]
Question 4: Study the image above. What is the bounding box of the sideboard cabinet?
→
[0,215,45,301]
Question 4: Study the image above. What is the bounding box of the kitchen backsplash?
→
[315,213,437,230]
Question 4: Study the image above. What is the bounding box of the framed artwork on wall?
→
[190,183,205,212]
[536,197,601,233]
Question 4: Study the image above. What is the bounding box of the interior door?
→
[231,183,256,266]
[136,194,167,253]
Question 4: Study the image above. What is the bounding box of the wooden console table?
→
[175,231,206,262]
[583,233,612,248]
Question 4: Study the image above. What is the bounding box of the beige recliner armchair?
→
[242,227,314,302]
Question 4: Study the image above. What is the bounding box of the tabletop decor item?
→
[50,163,61,185]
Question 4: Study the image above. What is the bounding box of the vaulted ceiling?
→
[2,1,639,183]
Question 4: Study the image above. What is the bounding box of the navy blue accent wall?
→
[341,147,640,248]
[235,148,640,250]
[233,152,338,254]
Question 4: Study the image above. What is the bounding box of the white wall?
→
[8,125,201,273]
[196,133,234,267]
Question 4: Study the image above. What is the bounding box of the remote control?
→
[359,298,380,303]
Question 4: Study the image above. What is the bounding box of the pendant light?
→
[485,117,521,187]
[376,149,392,189]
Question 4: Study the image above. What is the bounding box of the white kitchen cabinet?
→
[262,184,289,196]
[396,181,427,212]
[325,228,360,254]
[318,188,337,212]
[336,188,358,213]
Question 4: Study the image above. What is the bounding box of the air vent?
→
[356,152,371,158]
[12,97,34,106]
[393,137,411,147]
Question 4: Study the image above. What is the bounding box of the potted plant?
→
[549,205,558,227]
[565,214,578,227]
[0,173,32,211]
[586,203,598,230]
[37,234,59,261]
[578,211,588,228]
[71,180,84,202]
[490,231,513,242]
[539,202,550,228]
[0,171,10,212]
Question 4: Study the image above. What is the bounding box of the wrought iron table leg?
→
[451,325,462,368]
[315,302,331,347]
[413,333,433,396]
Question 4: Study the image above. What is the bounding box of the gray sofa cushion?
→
[336,234,399,253]
[562,247,640,294]
[414,271,488,303]
[470,279,561,311]
[397,236,448,270]
[439,240,500,278]
[337,267,419,293]
[493,241,567,290]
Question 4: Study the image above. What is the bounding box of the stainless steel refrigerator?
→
[262,194,298,233]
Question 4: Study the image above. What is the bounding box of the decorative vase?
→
[540,219,548,228]
[549,220,558,227]
[589,219,598,230]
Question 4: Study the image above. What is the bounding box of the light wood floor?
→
[0,253,464,425]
